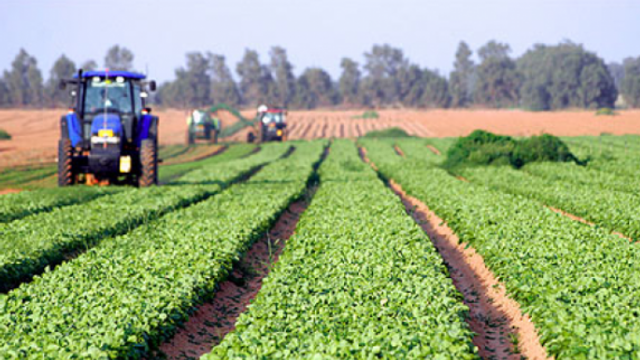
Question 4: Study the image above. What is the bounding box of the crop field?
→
[2,108,640,169]
[2,131,640,359]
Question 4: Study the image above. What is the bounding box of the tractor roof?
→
[76,71,146,80]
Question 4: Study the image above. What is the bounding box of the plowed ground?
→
[0,108,638,167]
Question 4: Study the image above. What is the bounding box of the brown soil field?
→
[0,108,638,167]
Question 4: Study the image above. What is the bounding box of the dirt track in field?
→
[359,147,549,360]
[1,108,639,168]
[156,199,309,359]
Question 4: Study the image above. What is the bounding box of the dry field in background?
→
[0,108,638,167]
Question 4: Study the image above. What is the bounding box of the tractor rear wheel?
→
[58,139,74,187]
[139,139,158,187]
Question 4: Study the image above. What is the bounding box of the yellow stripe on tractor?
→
[98,129,114,137]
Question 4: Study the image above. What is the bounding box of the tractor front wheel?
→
[58,139,74,187]
[139,139,158,187]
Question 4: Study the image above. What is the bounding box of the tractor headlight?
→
[120,156,132,173]
[91,136,120,145]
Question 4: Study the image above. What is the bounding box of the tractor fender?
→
[136,114,159,146]
[61,113,82,147]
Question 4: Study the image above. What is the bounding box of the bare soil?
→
[358,147,549,360]
[0,188,21,195]
[393,144,405,157]
[2,108,639,168]
[156,199,309,359]
[547,206,632,241]
[427,144,441,155]
[388,180,549,360]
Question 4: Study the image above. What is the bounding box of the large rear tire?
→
[139,138,158,187]
[58,139,74,187]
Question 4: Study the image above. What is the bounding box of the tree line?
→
[1,42,639,110]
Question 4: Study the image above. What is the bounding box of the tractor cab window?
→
[132,83,143,114]
[83,77,133,115]
[262,112,284,124]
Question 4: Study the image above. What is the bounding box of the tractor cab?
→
[58,69,158,187]
[256,105,288,142]
[187,109,220,144]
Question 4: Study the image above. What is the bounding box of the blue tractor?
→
[58,70,158,187]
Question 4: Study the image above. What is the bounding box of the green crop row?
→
[0,186,119,223]
[367,139,640,359]
[159,143,256,183]
[0,143,290,292]
[0,141,325,359]
[461,165,640,240]
[522,161,640,194]
[206,140,477,359]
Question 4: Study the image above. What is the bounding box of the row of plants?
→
[461,165,640,240]
[0,143,290,292]
[0,186,119,223]
[367,139,640,358]
[522,161,640,194]
[0,141,325,359]
[159,143,256,184]
[206,140,478,359]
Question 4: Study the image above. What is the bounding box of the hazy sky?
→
[0,0,638,83]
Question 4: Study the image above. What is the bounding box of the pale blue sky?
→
[0,0,638,83]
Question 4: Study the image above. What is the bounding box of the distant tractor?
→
[186,109,221,145]
[247,105,288,143]
[58,69,158,187]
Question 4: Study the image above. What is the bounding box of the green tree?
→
[338,58,361,106]
[46,54,76,107]
[236,49,274,106]
[518,42,616,110]
[474,41,521,108]
[0,77,10,106]
[397,65,450,108]
[293,68,337,109]
[156,52,211,108]
[104,45,134,71]
[362,44,408,106]
[181,52,211,107]
[449,41,475,107]
[269,46,296,106]
[5,49,44,107]
[209,54,241,106]
[621,57,640,108]
[81,60,98,71]
[421,69,451,108]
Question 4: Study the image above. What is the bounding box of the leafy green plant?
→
[0,143,291,292]
[595,107,616,116]
[0,129,11,140]
[0,186,118,223]
[352,110,380,119]
[206,140,478,360]
[0,141,326,359]
[443,130,579,169]
[366,139,640,359]
[362,126,411,138]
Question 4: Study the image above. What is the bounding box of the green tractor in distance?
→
[186,109,221,145]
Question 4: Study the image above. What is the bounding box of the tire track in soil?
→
[427,144,441,155]
[393,144,405,157]
[358,146,550,360]
[547,206,632,241]
[155,199,311,360]
[354,123,363,137]
[300,121,314,139]
[154,145,328,360]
